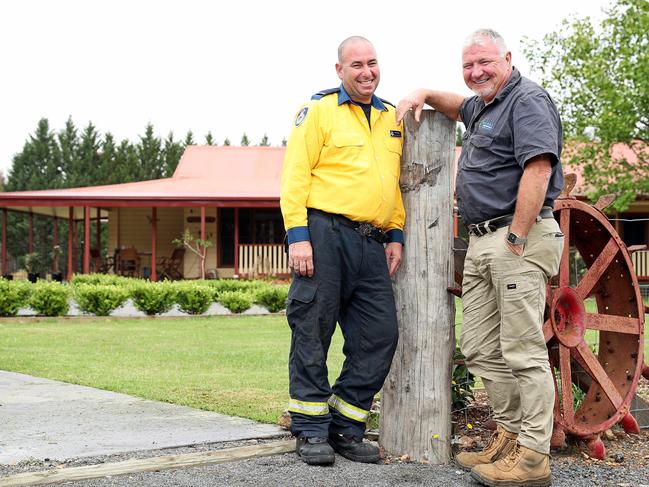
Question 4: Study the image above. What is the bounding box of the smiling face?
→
[462,36,512,103]
[336,39,380,104]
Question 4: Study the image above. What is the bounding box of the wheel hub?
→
[551,286,586,349]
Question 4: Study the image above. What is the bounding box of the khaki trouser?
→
[460,217,563,454]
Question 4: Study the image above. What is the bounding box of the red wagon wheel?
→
[545,196,645,447]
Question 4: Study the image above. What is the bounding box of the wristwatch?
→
[506,231,527,246]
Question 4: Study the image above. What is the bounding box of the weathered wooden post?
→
[380,110,456,463]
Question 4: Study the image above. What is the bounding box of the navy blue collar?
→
[337,84,387,111]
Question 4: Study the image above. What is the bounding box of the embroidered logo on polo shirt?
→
[507,283,517,290]
[294,107,309,127]
[390,130,402,137]
[479,118,495,133]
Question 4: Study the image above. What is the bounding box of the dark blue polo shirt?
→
[456,68,563,225]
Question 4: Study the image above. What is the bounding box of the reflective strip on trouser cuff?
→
[328,394,369,423]
[288,398,329,416]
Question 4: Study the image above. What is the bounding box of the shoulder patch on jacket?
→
[311,87,340,100]
[294,106,309,127]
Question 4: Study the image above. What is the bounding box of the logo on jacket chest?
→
[478,118,495,133]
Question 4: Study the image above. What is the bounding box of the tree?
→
[183,130,195,147]
[70,122,102,187]
[259,133,270,146]
[162,132,184,177]
[455,126,464,146]
[240,133,250,146]
[523,0,648,211]
[172,229,213,280]
[223,137,231,146]
[281,137,287,147]
[58,116,79,187]
[136,124,163,180]
[204,131,215,146]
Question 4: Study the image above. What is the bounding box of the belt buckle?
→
[355,222,374,238]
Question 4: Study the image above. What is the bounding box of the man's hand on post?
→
[396,89,427,124]
[385,242,402,277]
[288,241,314,277]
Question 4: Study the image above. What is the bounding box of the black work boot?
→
[328,433,380,463]
[295,436,335,465]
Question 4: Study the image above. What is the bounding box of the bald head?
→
[337,36,373,63]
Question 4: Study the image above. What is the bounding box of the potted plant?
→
[24,252,40,283]
[51,245,63,282]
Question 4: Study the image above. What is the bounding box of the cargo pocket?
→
[286,278,318,331]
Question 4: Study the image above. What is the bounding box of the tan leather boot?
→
[455,425,517,471]
[471,442,552,487]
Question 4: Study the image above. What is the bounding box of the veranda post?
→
[380,109,456,463]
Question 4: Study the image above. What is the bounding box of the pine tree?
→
[205,131,215,146]
[281,137,287,147]
[240,133,250,146]
[70,122,102,187]
[183,131,194,147]
[6,118,61,191]
[259,133,270,146]
[223,138,231,146]
[114,139,139,183]
[58,117,79,188]
[99,132,118,184]
[136,124,163,180]
[163,132,184,177]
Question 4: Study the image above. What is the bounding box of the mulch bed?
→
[452,376,649,468]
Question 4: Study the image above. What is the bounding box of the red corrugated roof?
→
[0,146,285,206]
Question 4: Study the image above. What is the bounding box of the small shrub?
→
[218,290,252,313]
[452,347,475,411]
[0,280,32,316]
[130,281,176,315]
[207,279,265,299]
[174,282,214,315]
[74,284,129,316]
[254,285,289,312]
[71,274,134,286]
[29,282,69,317]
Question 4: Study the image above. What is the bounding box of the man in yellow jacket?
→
[280,36,405,465]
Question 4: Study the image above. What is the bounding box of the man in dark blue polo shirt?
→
[396,29,563,487]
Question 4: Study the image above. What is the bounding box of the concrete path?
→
[0,371,284,464]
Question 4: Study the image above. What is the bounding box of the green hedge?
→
[29,282,69,316]
[0,277,288,317]
[218,290,253,313]
[130,281,177,315]
[174,282,214,315]
[0,280,32,317]
[74,284,130,316]
[71,274,135,286]
[254,284,289,313]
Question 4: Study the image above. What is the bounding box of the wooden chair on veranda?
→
[156,248,185,280]
[118,247,141,277]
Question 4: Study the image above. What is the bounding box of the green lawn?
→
[0,316,344,424]
[0,296,645,426]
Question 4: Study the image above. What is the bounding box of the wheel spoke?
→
[575,238,619,300]
[575,341,623,409]
[585,313,640,335]
[559,345,574,423]
[559,209,571,287]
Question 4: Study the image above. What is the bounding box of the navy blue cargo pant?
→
[286,209,399,439]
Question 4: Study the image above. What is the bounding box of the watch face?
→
[507,232,517,244]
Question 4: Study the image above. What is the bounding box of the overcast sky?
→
[0,0,609,177]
